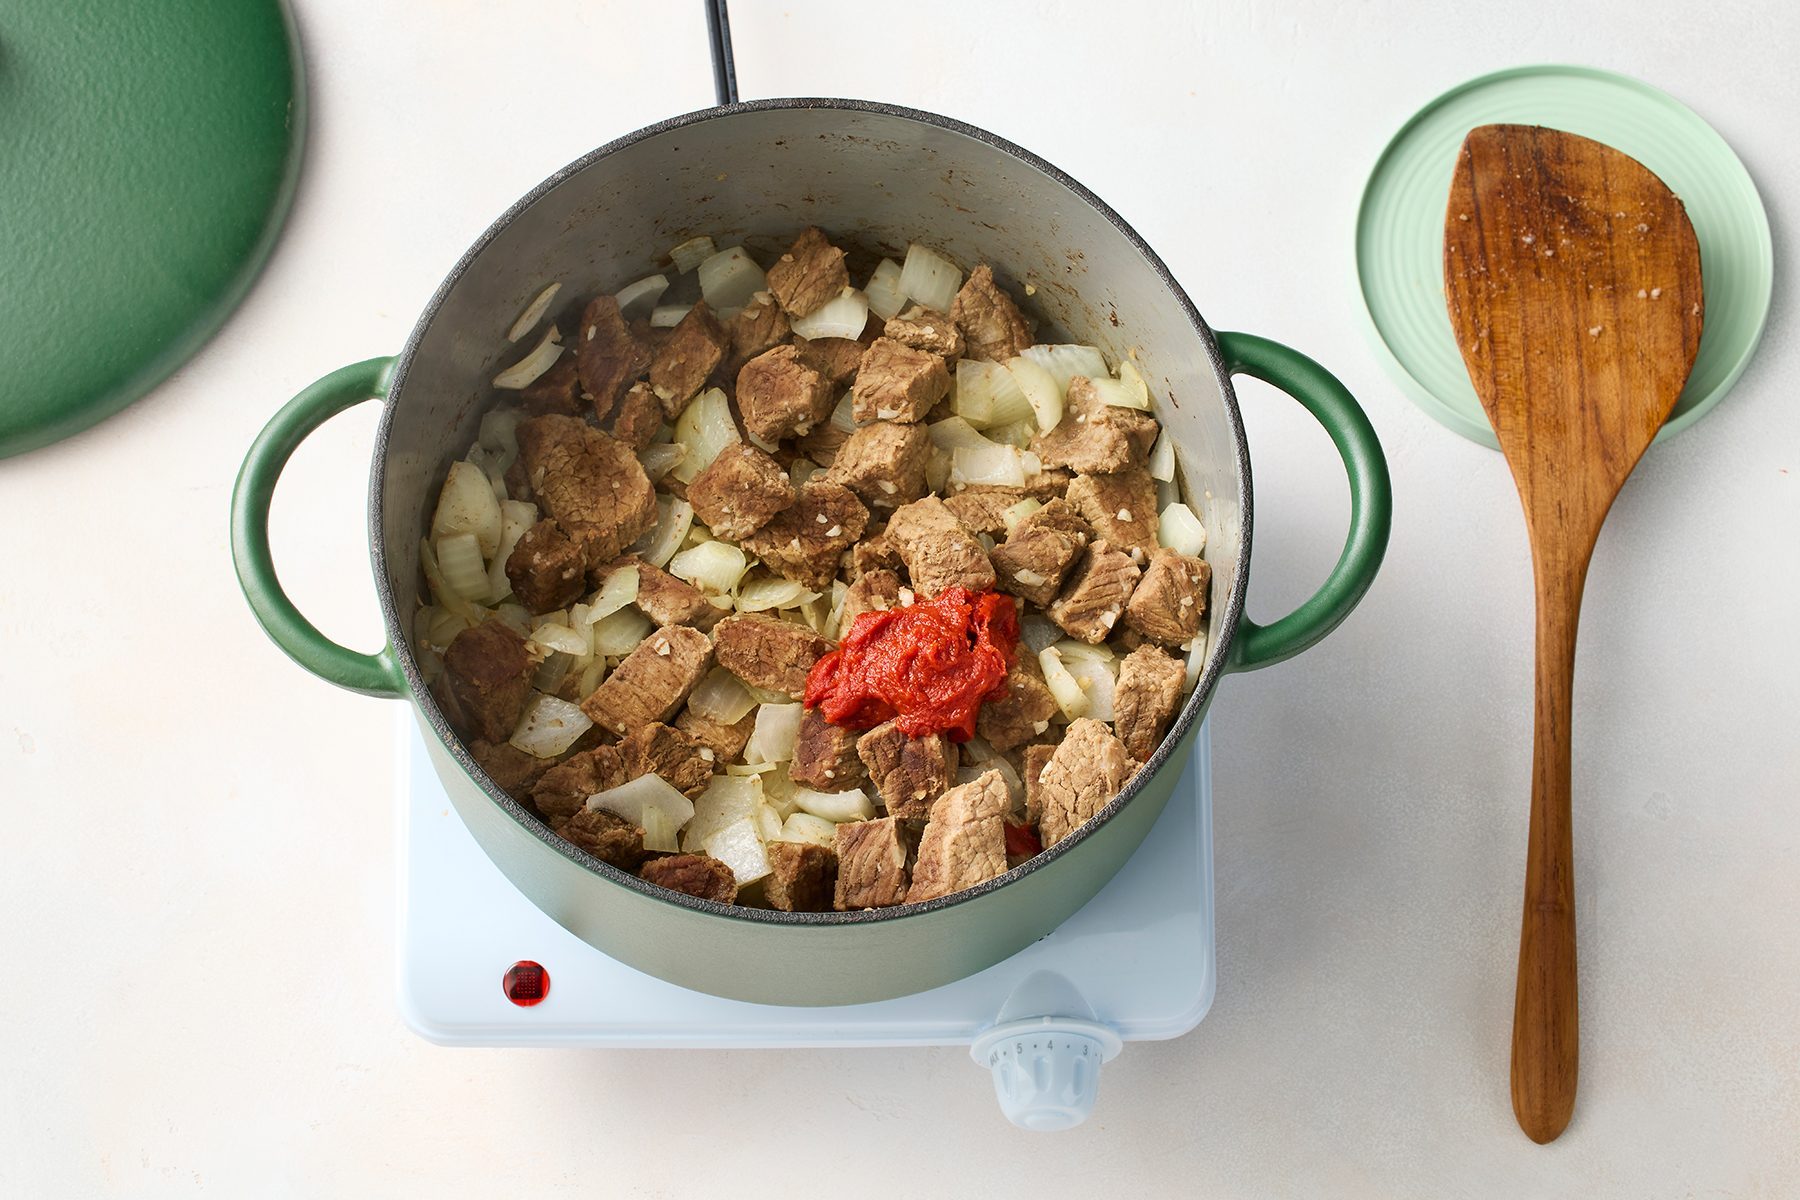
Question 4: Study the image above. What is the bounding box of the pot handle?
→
[1215,332,1391,673]
[230,357,408,698]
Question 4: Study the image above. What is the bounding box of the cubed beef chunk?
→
[833,817,910,910]
[579,624,714,737]
[885,495,994,596]
[1029,377,1160,475]
[742,480,868,590]
[648,301,728,413]
[675,705,757,762]
[515,414,658,568]
[825,420,930,509]
[796,419,849,468]
[1113,644,1186,762]
[906,769,1009,902]
[519,353,582,416]
[1024,465,1074,501]
[838,568,901,631]
[764,841,838,912]
[944,485,1029,536]
[575,295,652,421]
[975,654,1059,752]
[789,707,867,791]
[857,720,959,820]
[736,345,835,443]
[711,612,831,699]
[1036,718,1136,847]
[1022,743,1055,828]
[555,805,648,871]
[504,455,535,505]
[765,226,849,317]
[792,336,865,386]
[505,518,587,614]
[469,739,553,803]
[611,382,664,451]
[619,721,716,797]
[596,555,723,631]
[950,265,1034,363]
[441,618,537,742]
[687,443,795,540]
[1047,539,1141,643]
[1067,468,1159,559]
[532,742,631,826]
[851,529,904,579]
[722,293,790,378]
[1124,548,1211,645]
[641,853,738,903]
[851,338,951,424]
[884,305,965,358]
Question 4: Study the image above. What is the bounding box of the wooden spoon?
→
[1443,124,1703,1143]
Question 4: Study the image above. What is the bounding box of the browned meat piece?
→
[884,305,965,358]
[1113,644,1186,762]
[532,743,631,825]
[1037,718,1136,847]
[857,720,958,820]
[515,414,658,568]
[736,345,835,443]
[838,568,901,631]
[906,769,1009,902]
[1047,540,1141,643]
[1022,743,1055,828]
[579,624,714,737]
[792,336,864,386]
[675,706,757,762]
[742,480,868,590]
[575,295,651,421]
[950,265,1034,363]
[611,382,664,451]
[1124,548,1211,646]
[975,654,1059,752]
[554,805,647,871]
[518,353,582,416]
[647,301,728,414]
[469,739,553,803]
[687,443,795,540]
[722,293,790,377]
[1024,465,1074,501]
[711,613,832,699]
[789,707,867,791]
[641,854,738,903]
[795,420,849,467]
[441,619,537,742]
[503,455,535,505]
[618,721,715,797]
[991,501,1090,608]
[1029,377,1160,475]
[833,817,910,910]
[851,529,904,579]
[851,337,951,424]
[765,226,849,317]
[885,495,994,596]
[943,485,1028,536]
[595,555,723,631]
[505,518,586,614]
[825,420,930,509]
[1067,468,1159,558]
[764,841,838,912]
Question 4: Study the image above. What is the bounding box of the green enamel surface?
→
[0,0,304,458]
[1356,64,1773,449]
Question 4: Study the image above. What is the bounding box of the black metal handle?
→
[705,0,738,105]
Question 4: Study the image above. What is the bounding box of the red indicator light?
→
[503,960,549,1007]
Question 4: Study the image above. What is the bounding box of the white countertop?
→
[3,0,1795,1194]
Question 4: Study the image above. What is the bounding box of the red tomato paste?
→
[804,587,1019,742]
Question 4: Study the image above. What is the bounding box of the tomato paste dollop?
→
[804,587,1019,742]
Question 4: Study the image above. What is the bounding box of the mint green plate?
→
[1356,65,1773,448]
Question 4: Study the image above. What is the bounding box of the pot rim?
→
[372,96,1253,927]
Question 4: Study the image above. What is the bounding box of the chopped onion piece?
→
[640,806,680,854]
[492,325,563,389]
[793,787,876,823]
[1159,502,1207,557]
[670,235,716,274]
[639,442,686,481]
[477,407,525,468]
[864,258,906,320]
[434,532,489,600]
[1184,630,1208,692]
[1006,355,1063,432]
[590,607,652,657]
[760,765,798,818]
[735,575,819,612]
[950,441,1027,488]
[588,770,696,831]
[776,812,839,848]
[492,603,531,636]
[828,389,858,433]
[1056,641,1117,722]
[688,666,757,725]
[576,659,606,697]
[669,540,749,595]
[507,283,560,343]
[745,702,804,764]
[1039,647,1090,721]
[899,243,962,312]
[984,419,1036,449]
[823,579,850,641]
[927,415,991,454]
[1088,374,1151,410]
[650,303,691,329]
[483,504,535,604]
[791,287,869,340]
[670,387,740,484]
[954,358,1034,428]
[614,273,670,319]
[1019,344,1108,397]
[1148,430,1176,482]
[684,774,761,851]
[755,802,785,844]
[727,761,780,776]
[630,496,695,568]
[703,817,773,885]
[925,447,951,494]
[698,245,767,310]
[1001,498,1043,533]
[1117,360,1152,407]
[508,692,594,758]
[432,460,504,557]
[529,621,590,658]
[587,565,639,620]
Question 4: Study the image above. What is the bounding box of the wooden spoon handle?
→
[1511,562,1585,1142]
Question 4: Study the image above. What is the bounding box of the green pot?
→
[231,100,1391,1006]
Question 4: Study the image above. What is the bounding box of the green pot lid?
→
[0,0,304,459]
[1356,64,1773,449]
